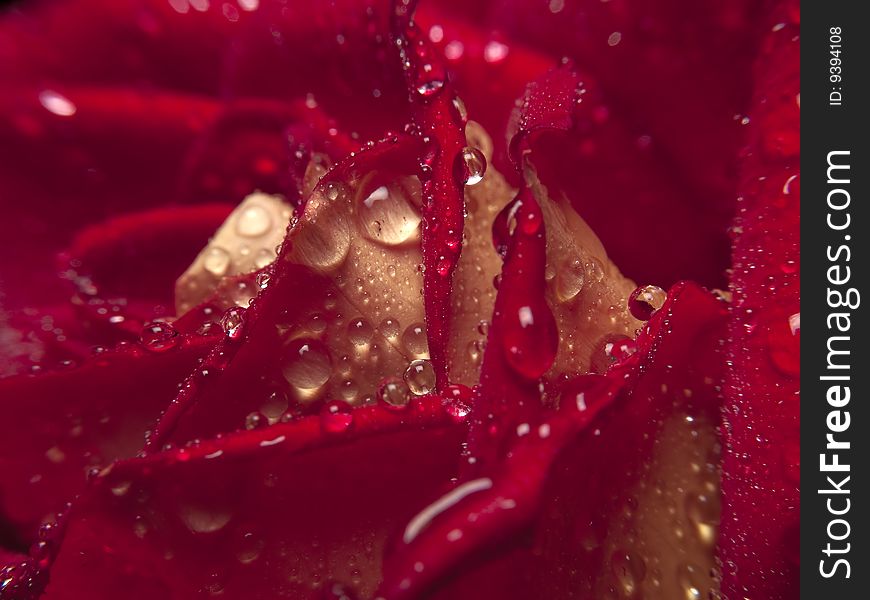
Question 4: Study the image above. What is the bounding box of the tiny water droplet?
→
[245,412,266,430]
[140,321,178,352]
[379,377,410,409]
[320,401,354,434]
[256,271,271,289]
[628,284,667,320]
[443,384,472,423]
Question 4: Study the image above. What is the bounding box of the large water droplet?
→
[404,359,435,395]
[501,302,558,380]
[553,259,585,303]
[356,180,422,246]
[291,188,352,272]
[402,322,430,359]
[283,339,332,396]
[454,147,487,186]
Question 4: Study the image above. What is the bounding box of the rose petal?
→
[379,282,728,599]
[42,399,463,600]
[0,335,215,542]
[720,2,800,598]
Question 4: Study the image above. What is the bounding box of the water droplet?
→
[413,60,446,98]
[443,384,472,423]
[39,90,76,116]
[356,180,422,246]
[483,40,509,63]
[454,147,487,186]
[452,95,468,123]
[179,503,232,534]
[685,491,721,546]
[291,194,351,273]
[492,196,522,258]
[380,317,401,340]
[677,563,708,600]
[245,412,266,430]
[590,334,634,373]
[553,259,585,303]
[347,318,374,346]
[283,339,332,395]
[501,303,558,380]
[767,315,800,377]
[611,550,646,597]
[466,340,482,363]
[203,246,231,277]
[628,284,667,320]
[404,359,435,396]
[261,390,289,424]
[140,321,178,352]
[320,401,354,434]
[256,271,271,289]
[379,377,410,409]
[254,248,275,269]
[110,481,132,497]
[236,204,272,237]
[402,322,430,359]
[221,307,246,340]
[236,531,264,564]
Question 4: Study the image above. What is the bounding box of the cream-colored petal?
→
[175,192,293,315]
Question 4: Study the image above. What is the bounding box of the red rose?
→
[0,1,798,599]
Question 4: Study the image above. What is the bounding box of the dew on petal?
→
[454,147,487,186]
[403,359,435,396]
[283,339,332,399]
[355,179,422,246]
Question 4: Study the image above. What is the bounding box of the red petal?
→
[0,335,215,542]
[378,283,728,599]
[62,204,233,333]
[720,2,800,598]
[42,399,463,600]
